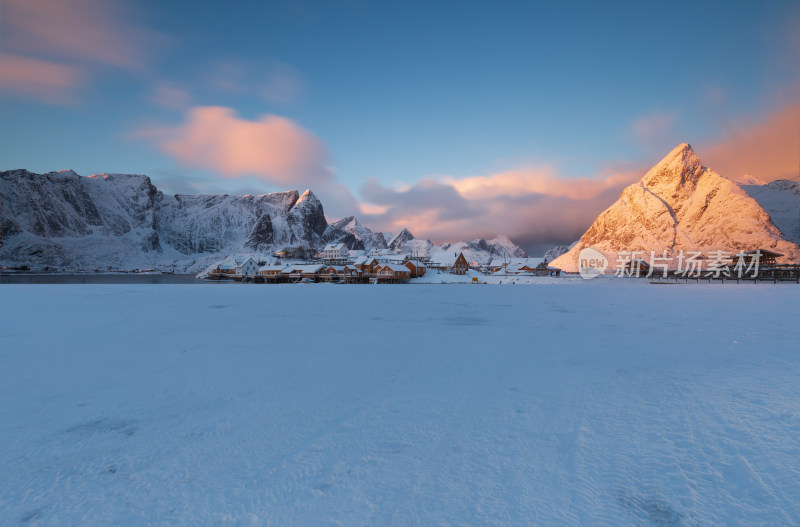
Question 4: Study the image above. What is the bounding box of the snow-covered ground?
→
[1,281,799,526]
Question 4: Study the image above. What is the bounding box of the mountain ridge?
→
[1,168,527,271]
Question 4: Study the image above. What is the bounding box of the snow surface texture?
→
[552,144,800,271]
[0,170,527,272]
[2,282,799,526]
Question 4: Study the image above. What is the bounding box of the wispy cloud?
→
[147,82,193,111]
[207,60,305,104]
[0,0,160,104]
[0,53,81,105]
[631,111,677,145]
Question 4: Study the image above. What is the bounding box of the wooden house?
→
[404,259,427,278]
[438,252,469,275]
[353,256,379,276]
[742,249,782,267]
[375,263,411,282]
[213,263,237,275]
[257,264,284,277]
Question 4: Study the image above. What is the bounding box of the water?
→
[0,273,217,285]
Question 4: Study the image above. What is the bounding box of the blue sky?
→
[1,0,798,253]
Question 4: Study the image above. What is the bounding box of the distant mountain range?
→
[552,144,800,272]
[0,169,527,272]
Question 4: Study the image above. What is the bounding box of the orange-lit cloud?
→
[445,166,637,201]
[140,106,332,188]
[701,102,800,183]
[359,166,642,252]
[1,0,159,104]
[0,53,81,104]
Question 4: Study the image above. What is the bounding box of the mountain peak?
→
[641,142,705,190]
[388,228,415,251]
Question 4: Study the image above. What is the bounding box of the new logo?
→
[578,247,608,279]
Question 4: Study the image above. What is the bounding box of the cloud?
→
[147,82,193,111]
[208,60,305,104]
[631,111,677,144]
[138,106,332,188]
[0,53,81,104]
[701,102,799,183]
[444,166,636,201]
[358,166,642,252]
[0,0,159,104]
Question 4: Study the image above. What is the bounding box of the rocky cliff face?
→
[323,216,388,251]
[0,170,328,271]
[551,144,800,272]
[388,228,414,252]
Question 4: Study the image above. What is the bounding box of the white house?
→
[235,258,259,277]
[322,243,349,261]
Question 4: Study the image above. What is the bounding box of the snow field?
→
[0,281,799,526]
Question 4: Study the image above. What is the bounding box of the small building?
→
[742,249,783,267]
[375,263,411,282]
[622,258,650,277]
[257,264,284,277]
[213,263,237,275]
[353,256,379,276]
[435,252,469,275]
[404,259,427,278]
[235,258,259,277]
[322,243,349,261]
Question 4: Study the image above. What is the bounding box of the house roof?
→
[379,263,411,273]
[324,243,346,252]
[433,252,466,267]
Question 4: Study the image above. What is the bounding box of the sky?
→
[1,0,798,255]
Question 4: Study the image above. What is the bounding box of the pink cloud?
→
[701,102,800,183]
[1,0,160,104]
[445,166,637,201]
[141,106,332,188]
[0,53,81,104]
[2,0,151,69]
[359,166,642,251]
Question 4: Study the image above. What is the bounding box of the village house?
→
[235,258,259,277]
[490,258,561,276]
[257,264,284,277]
[322,243,349,262]
[375,263,411,282]
[434,252,469,275]
[353,256,379,276]
[404,259,427,278]
[212,263,237,276]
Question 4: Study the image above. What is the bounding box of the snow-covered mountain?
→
[0,169,328,271]
[1,169,528,272]
[323,216,388,252]
[543,244,573,263]
[551,144,800,272]
[384,229,527,265]
[388,228,415,252]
